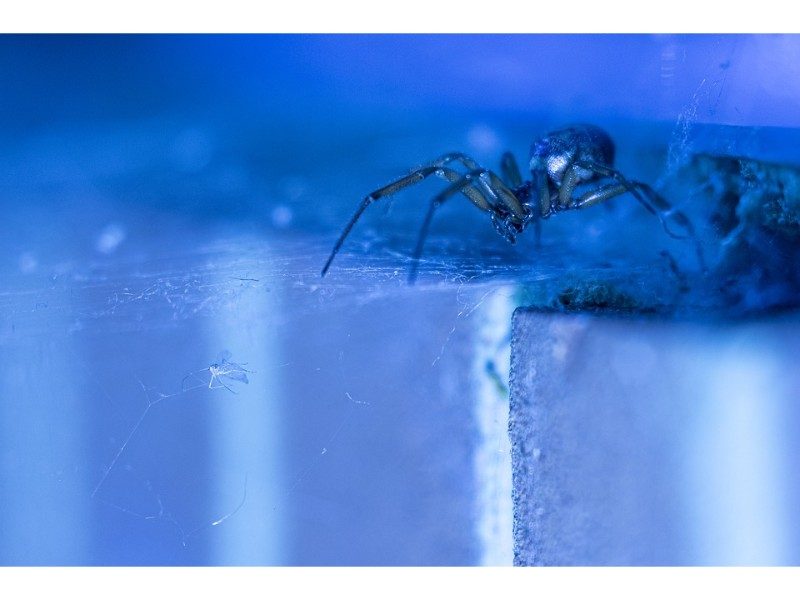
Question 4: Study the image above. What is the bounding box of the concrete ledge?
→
[510,309,800,565]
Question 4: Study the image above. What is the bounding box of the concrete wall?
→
[510,309,800,565]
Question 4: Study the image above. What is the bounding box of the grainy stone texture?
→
[509,309,800,565]
[671,153,800,314]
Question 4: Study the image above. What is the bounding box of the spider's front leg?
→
[322,164,491,276]
[409,169,526,283]
[432,152,482,171]
[408,171,487,283]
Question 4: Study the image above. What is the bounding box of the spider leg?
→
[482,171,526,220]
[499,152,541,244]
[408,169,497,283]
[529,169,551,247]
[431,152,483,171]
[500,152,523,187]
[558,167,581,209]
[534,170,551,218]
[574,160,707,271]
[409,169,528,283]
[572,160,687,238]
[572,182,629,209]
[322,165,491,276]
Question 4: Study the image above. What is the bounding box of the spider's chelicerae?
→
[322,124,704,281]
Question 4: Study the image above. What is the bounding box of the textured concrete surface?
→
[510,309,800,565]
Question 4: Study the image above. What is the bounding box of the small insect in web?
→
[92,351,252,501]
[181,350,252,394]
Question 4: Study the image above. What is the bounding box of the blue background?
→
[1,34,798,565]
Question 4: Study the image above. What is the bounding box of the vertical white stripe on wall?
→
[210,255,285,565]
[687,339,790,565]
[473,286,515,565]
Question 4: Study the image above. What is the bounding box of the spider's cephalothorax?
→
[322,124,704,281]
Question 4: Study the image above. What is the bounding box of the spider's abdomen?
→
[529,124,615,188]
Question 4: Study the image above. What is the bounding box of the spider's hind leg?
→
[572,182,629,210]
[574,160,707,272]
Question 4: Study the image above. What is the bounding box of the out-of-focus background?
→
[1,35,799,565]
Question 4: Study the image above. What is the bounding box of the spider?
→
[321,124,704,281]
